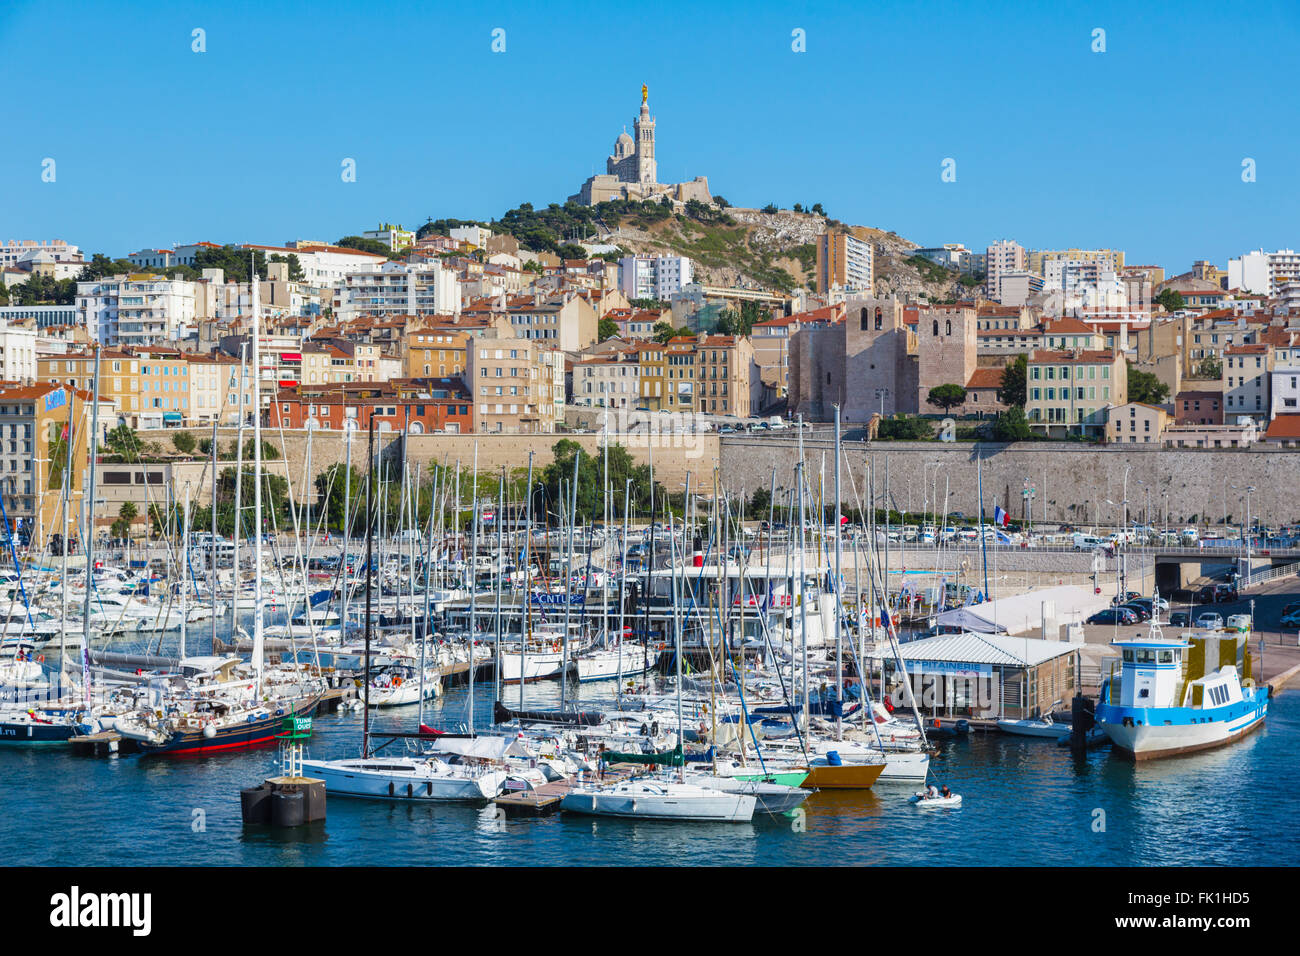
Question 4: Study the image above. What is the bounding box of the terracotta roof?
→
[1264,415,1300,440]
[965,367,1005,390]
[1029,349,1116,364]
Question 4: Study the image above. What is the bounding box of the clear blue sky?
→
[3,0,1297,271]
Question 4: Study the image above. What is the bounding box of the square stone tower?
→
[916,304,977,411]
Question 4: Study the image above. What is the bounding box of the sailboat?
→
[303,419,508,802]
[562,484,756,823]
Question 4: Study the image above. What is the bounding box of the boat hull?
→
[560,788,755,822]
[301,759,506,802]
[802,760,885,789]
[1097,693,1268,760]
[140,693,322,756]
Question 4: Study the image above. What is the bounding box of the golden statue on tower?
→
[641,83,648,104]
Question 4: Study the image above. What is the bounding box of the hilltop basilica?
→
[570,85,712,206]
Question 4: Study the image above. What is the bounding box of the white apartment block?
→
[1270,367,1300,419]
[618,254,695,300]
[362,224,416,250]
[986,240,1027,303]
[127,249,176,269]
[0,324,38,381]
[246,242,388,287]
[333,261,461,320]
[76,275,197,347]
[450,226,493,249]
[1222,345,1272,422]
[1228,249,1300,296]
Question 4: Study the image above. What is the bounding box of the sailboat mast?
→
[363,416,375,755]
[833,405,843,740]
[493,466,504,703]
[561,450,579,711]
[520,451,534,710]
[179,484,189,659]
[210,417,218,654]
[79,345,102,709]
[250,269,265,696]
[231,342,247,642]
[467,442,479,735]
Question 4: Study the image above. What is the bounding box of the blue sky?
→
[2,0,1297,271]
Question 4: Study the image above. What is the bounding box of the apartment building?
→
[134,347,193,429]
[1228,249,1300,296]
[38,348,139,427]
[1221,343,1272,422]
[1025,349,1126,436]
[333,260,461,320]
[573,351,640,409]
[0,382,100,548]
[985,240,1027,303]
[670,333,758,417]
[270,379,472,433]
[751,304,840,398]
[634,342,667,411]
[1106,401,1169,445]
[618,254,695,300]
[76,274,197,346]
[1173,389,1223,425]
[465,338,561,434]
[815,231,873,294]
[362,223,416,251]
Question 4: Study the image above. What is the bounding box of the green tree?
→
[811,203,825,216]
[314,464,361,532]
[998,354,1028,408]
[555,243,587,260]
[749,486,771,516]
[171,431,197,454]
[761,203,779,214]
[713,195,730,209]
[539,440,653,523]
[991,406,1034,442]
[1155,288,1185,313]
[1127,363,1170,405]
[1196,355,1223,379]
[876,416,933,440]
[104,424,143,460]
[926,384,967,412]
[597,318,620,341]
[334,236,391,257]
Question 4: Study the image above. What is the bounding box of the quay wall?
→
[718,438,1300,528]
[132,428,718,503]
[127,429,1300,529]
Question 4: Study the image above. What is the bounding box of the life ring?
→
[36,655,43,663]
[931,718,941,729]
[394,676,403,687]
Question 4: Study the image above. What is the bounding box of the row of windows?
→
[1030,365,1110,381]
[1031,386,1111,401]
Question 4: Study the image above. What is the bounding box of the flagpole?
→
[979,453,990,601]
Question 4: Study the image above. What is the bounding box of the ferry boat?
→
[1096,621,1269,760]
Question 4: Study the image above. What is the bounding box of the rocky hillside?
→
[597,206,973,301]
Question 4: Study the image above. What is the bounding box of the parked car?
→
[1088,608,1138,625]
[1169,611,1191,627]
[1213,583,1239,603]
[1120,603,1152,622]
[1195,612,1224,629]
[1111,590,1143,606]
[1280,610,1300,628]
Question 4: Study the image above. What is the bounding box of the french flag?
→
[993,505,1009,527]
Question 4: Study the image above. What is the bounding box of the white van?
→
[1072,533,1107,551]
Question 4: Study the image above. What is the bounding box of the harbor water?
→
[3,621,1297,866]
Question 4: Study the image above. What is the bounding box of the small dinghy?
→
[910,789,962,809]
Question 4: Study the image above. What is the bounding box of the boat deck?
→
[493,765,637,816]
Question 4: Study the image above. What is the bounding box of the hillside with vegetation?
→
[418,198,973,300]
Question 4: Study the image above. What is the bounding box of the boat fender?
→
[640,723,650,736]
[36,655,43,663]
[203,722,217,739]
[651,721,659,736]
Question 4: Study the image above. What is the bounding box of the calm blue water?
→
[4,622,1298,866]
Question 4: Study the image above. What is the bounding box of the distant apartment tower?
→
[985,240,1027,302]
[1029,248,1125,275]
[996,271,1044,307]
[618,254,694,300]
[1228,249,1300,295]
[362,223,416,251]
[449,225,493,249]
[815,231,873,294]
